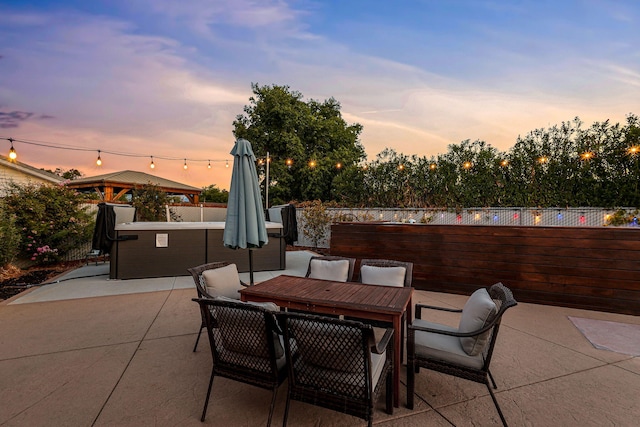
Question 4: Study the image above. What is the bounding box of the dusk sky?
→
[1,0,638,190]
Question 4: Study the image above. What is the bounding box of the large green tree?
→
[233,83,366,205]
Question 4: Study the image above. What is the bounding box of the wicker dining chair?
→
[406,282,517,426]
[305,255,356,282]
[350,258,414,360]
[278,312,393,427]
[357,258,413,287]
[193,298,287,425]
[188,262,248,351]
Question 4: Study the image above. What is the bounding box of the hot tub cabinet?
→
[109,222,285,279]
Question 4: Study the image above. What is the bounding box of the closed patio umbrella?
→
[223,138,268,285]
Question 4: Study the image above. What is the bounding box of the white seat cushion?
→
[202,264,242,299]
[360,265,406,287]
[458,288,498,356]
[412,319,484,369]
[308,259,350,282]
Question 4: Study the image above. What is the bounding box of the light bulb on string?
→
[8,138,17,160]
[207,160,211,169]
[150,156,155,169]
[226,160,229,168]
[183,159,188,170]
[336,162,342,169]
[285,158,293,169]
[96,150,102,166]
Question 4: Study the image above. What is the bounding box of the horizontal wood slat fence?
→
[330,222,640,315]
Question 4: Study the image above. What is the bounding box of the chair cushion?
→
[297,350,387,391]
[412,319,484,369]
[202,264,242,299]
[458,288,498,356]
[215,295,280,312]
[360,265,406,287]
[308,259,350,282]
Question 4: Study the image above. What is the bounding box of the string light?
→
[538,156,548,164]
[629,146,639,155]
[285,158,293,169]
[207,160,211,169]
[580,151,594,160]
[8,138,17,160]
[462,161,472,169]
[336,162,342,169]
[226,160,229,168]
[429,163,437,170]
[398,164,404,170]
[183,159,188,170]
[1,137,229,171]
[500,159,509,167]
[150,156,155,169]
[309,160,316,168]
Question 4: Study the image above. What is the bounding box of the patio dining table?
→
[240,274,413,407]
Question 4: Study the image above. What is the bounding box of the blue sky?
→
[1,0,638,188]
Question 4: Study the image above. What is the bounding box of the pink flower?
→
[31,257,36,261]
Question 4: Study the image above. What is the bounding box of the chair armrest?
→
[240,280,249,288]
[371,328,394,354]
[415,303,462,319]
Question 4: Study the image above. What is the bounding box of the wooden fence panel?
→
[330,223,640,315]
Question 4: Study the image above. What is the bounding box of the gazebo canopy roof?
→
[67,170,202,203]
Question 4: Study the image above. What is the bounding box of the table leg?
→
[393,315,401,408]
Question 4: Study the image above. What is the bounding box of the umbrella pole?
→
[249,248,254,285]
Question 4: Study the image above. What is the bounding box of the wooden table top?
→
[240,275,413,317]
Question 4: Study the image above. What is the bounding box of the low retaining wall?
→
[331,222,640,315]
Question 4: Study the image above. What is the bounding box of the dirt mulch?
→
[0,261,84,301]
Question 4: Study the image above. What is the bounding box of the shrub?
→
[298,200,337,249]
[131,183,175,221]
[0,200,21,267]
[4,182,94,265]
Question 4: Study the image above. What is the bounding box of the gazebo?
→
[66,170,201,203]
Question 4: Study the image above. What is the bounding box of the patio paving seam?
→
[0,340,145,362]
[499,323,614,361]
[90,288,172,426]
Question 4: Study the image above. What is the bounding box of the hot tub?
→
[109,221,285,279]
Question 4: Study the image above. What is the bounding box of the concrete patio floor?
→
[1,251,639,426]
